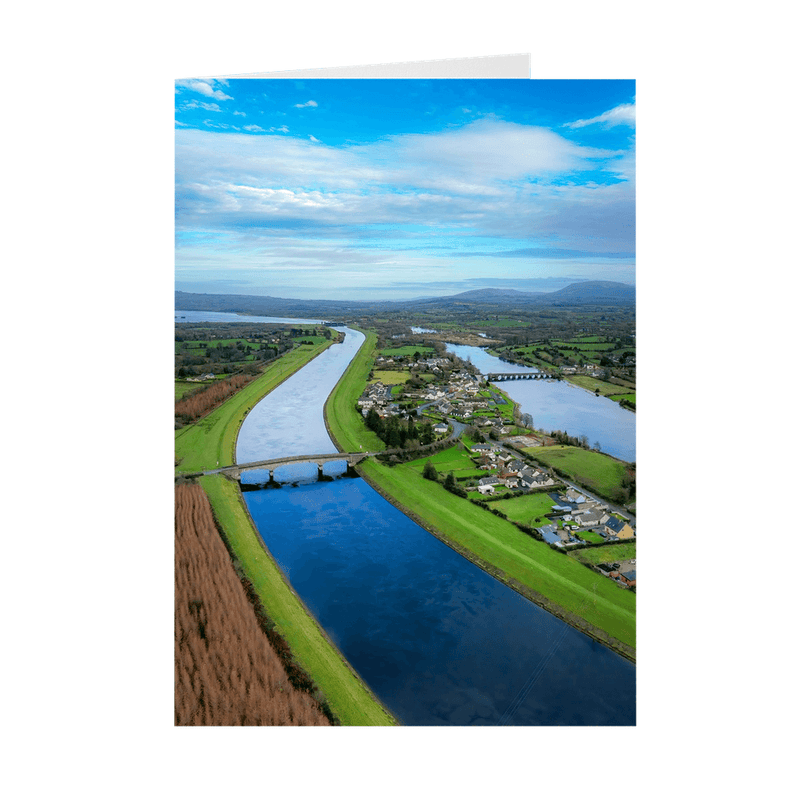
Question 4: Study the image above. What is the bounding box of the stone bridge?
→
[487,372,561,382]
[214,451,378,482]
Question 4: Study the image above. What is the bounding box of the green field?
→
[405,446,483,480]
[359,458,635,652]
[175,380,202,400]
[491,493,558,526]
[198,474,396,726]
[369,370,410,384]
[570,541,636,565]
[379,345,435,358]
[526,446,631,502]
[175,341,334,474]
[324,330,386,453]
[610,393,636,404]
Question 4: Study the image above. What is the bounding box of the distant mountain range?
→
[175,281,635,318]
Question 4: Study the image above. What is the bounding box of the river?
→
[226,324,635,726]
[446,343,636,462]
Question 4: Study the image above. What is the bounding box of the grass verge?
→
[525,446,632,502]
[198,473,397,726]
[324,329,386,453]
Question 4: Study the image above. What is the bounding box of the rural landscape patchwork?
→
[175,78,636,726]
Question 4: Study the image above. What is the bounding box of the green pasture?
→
[379,345,435,358]
[324,330,386,453]
[406,446,480,477]
[369,370,410,384]
[175,380,200,400]
[198,475,396,726]
[359,459,635,650]
[570,541,636,565]
[175,340,334,474]
[492,493,557,526]
[610,393,636,404]
[526,446,630,500]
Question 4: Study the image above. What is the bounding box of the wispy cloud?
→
[293,100,318,109]
[176,79,233,101]
[181,100,222,112]
[565,102,635,129]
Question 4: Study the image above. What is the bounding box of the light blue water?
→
[446,343,635,462]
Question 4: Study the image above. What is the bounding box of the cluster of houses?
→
[469,443,556,494]
[536,487,635,548]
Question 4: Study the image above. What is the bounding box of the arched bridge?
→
[487,372,561,382]
[211,451,380,481]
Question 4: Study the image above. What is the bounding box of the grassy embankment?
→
[324,329,386,453]
[175,340,332,474]
[198,474,396,726]
[524,445,633,504]
[176,336,397,725]
[358,457,635,656]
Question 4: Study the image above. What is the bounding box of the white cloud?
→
[565,103,636,129]
[175,79,233,101]
[181,100,222,112]
[233,111,246,117]
[293,100,318,109]
[175,118,635,269]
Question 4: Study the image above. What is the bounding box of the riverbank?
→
[175,338,336,474]
[198,473,398,726]
[356,458,635,662]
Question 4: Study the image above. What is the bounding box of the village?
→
[355,348,636,590]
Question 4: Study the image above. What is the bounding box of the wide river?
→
[189,315,636,726]
[446,343,636,462]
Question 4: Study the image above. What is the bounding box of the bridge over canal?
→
[487,372,561,382]
[206,451,381,482]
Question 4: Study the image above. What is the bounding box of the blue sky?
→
[175,79,635,300]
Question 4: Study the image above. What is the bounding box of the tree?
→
[444,471,456,491]
[423,461,438,481]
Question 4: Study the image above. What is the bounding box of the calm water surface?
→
[446,343,635,462]
[244,477,635,726]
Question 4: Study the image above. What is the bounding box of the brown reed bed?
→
[175,482,332,726]
[175,374,254,424]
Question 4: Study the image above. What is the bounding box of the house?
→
[610,569,636,587]
[433,422,449,435]
[477,484,495,495]
[575,508,607,528]
[470,443,493,454]
[604,516,636,539]
[536,524,561,545]
[478,476,500,487]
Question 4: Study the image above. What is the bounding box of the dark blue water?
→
[244,477,636,726]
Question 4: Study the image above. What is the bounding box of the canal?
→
[227,322,635,726]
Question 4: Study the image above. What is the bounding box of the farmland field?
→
[369,370,410,384]
[379,345,436,357]
[491,492,557,525]
[526,446,631,501]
